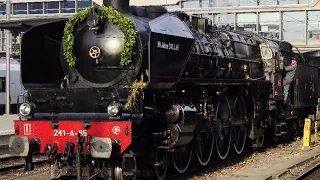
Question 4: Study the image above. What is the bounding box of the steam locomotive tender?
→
[5,0,319,179]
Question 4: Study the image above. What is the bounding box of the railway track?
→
[0,155,47,175]
[295,161,320,180]
[0,142,305,179]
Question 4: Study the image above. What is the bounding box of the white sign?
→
[23,124,31,135]
[157,41,180,51]
[112,126,121,135]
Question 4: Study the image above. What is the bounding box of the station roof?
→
[0,0,183,31]
[0,16,69,31]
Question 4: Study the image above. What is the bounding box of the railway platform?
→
[228,145,320,180]
[0,114,18,149]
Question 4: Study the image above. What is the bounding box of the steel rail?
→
[0,156,24,162]
[0,155,47,174]
[295,161,320,180]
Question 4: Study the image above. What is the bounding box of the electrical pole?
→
[5,0,10,115]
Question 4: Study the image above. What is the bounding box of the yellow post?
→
[303,118,311,149]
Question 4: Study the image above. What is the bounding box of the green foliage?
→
[62,6,137,67]
[124,79,148,111]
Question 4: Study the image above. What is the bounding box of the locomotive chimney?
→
[93,0,129,11]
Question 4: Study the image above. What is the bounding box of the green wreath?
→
[62,6,137,67]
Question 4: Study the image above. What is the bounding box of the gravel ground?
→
[0,165,50,180]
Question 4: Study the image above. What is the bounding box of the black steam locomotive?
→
[2,0,319,179]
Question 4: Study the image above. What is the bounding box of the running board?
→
[285,116,298,120]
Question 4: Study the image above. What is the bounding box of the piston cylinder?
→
[164,105,197,148]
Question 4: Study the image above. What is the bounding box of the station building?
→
[0,0,320,55]
[164,0,320,52]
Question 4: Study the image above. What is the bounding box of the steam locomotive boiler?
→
[3,0,319,179]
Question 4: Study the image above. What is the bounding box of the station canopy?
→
[0,0,182,31]
[0,17,68,32]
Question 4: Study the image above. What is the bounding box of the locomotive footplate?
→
[10,120,132,156]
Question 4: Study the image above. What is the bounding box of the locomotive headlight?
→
[107,102,122,117]
[87,14,100,28]
[19,102,35,117]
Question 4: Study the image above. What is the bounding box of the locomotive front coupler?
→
[44,143,58,164]
[60,142,75,163]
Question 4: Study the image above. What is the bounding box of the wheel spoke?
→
[233,125,247,154]
[215,96,232,160]
[155,149,168,180]
[171,143,193,174]
[233,97,247,154]
[196,130,214,166]
[216,127,232,159]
